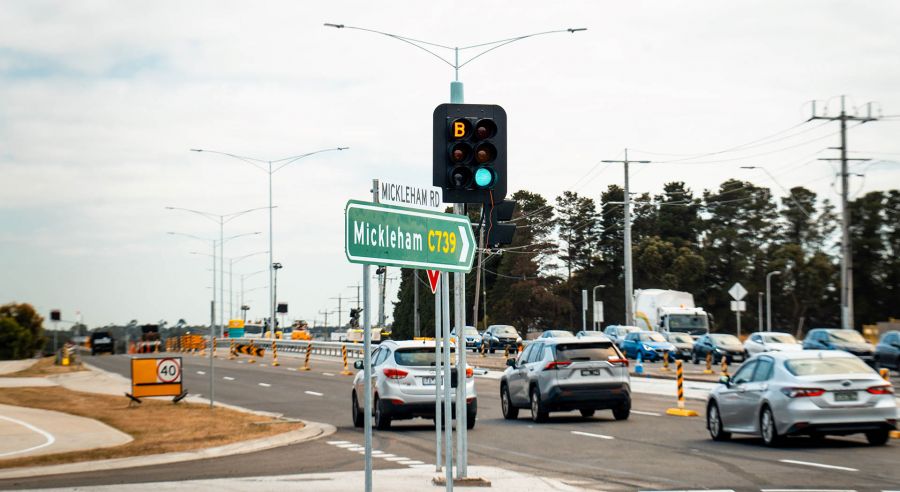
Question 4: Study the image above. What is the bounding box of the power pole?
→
[602,148,650,326]
[811,95,878,330]
[347,283,361,310]
[330,295,344,329]
[318,310,329,329]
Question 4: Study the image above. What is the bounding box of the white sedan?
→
[744,332,803,356]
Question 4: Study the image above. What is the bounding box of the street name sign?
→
[728,282,747,301]
[378,179,443,211]
[345,200,475,272]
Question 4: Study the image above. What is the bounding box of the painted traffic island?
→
[0,365,304,471]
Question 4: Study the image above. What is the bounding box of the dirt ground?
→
[4,356,87,378]
[0,386,303,469]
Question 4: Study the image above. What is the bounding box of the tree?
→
[849,191,900,328]
[555,191,599,279]
[0,302,46,356]
[0,317,34,360]
[391,269,436,340]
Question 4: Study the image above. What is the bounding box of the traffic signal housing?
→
[476,199,517,247]
[433,103,507,204]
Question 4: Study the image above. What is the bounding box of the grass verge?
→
[0,386,302,469]
[3,356,87,378]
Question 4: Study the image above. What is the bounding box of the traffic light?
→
[277,303,288,314]
[50,309,61,322]
[349,308,362,328]
[476,199,517,247]
[433,103,507,203]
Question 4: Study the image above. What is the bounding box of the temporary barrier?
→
[503,345,510,360]
[661,350,670,372]
[300,341,312,371]
[128,356,184,402]
[703,353,713,375]
[665,360,698,417]
[272,340,280,367]
[880,368,890,381]
[228,339,236,360]
[480,340,487,358]
[340,344,353,375]
[720,357,729,377]
[233,343,265,358]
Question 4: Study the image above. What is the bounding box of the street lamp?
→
[592,284,606,330]
[325,23,586,485]
[189,147,348,346]
[239,270,267,321]
[228,251,268,320]
[766,270,782,332]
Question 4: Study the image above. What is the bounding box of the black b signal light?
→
[433,103,507,203]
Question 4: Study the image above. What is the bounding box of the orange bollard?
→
[300,341,312,371]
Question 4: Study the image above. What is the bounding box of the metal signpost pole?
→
[451,71,468,481]
[442,272,453,491]
[434,277,442,473]
[363,179,378,492]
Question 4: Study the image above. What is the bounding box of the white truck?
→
[633,289,710,338]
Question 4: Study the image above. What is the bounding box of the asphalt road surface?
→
[2,352,897,491]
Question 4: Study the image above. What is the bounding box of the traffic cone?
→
[635,352,644,375]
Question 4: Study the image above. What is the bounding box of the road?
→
[1,351,898,491]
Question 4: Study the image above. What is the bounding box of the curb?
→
[0,420,336,480]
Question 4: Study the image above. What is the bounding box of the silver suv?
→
[351,340,476,430]
[500,337,631,422]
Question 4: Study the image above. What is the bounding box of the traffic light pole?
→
[451,79,469,480]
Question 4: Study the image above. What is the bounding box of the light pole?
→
[766,270,782,332]
[757,292,764,333]
[325,22,587,485]
[189,147,348,349]
[592,284,605,330]
[240,270,266,321]
[228,251,268,320]
[272,262,283,334]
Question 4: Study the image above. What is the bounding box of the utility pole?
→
[347,283,361,310]
[472,213,486,329]
[602,148,650,326]
[330,295,344,329]
[318,310,329,329]
[811,95,878,330]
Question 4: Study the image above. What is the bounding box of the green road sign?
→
[345,200,475,272]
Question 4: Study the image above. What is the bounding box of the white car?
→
[744,332,803,356]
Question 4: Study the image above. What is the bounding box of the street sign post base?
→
[666,407,698,417]
[432,475,491,488]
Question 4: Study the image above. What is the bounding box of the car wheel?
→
[865,429,889,446]
[612,400,630,421]
[691,352,699,364]
[466,409,477,430]
[707,402,731,441]
[579,409,595,418]
[351,391,363,428]
[374,398,391,430]
[530,387,548,423]
[501,384,519,420]
[760,406,783,447]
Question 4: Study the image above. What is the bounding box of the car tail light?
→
[544,361,572,371]
[465,367,473,378]
[383,368,408,379]
[781,387,825,398]
[390,399,405,405]
[866,385,894,395]
[607,358,629,367]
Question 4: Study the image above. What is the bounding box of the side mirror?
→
[353,360,364,370]
[506,357,516,367]
[718,375,731,386]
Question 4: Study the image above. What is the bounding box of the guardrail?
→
[216,338,367,360]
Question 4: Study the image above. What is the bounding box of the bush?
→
[0,302,46,357]
[0,316,35,360]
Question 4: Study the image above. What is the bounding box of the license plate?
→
[834,390,857,402]
[581,369,601,376]
[421,377,435,386]
[732,355,743,362]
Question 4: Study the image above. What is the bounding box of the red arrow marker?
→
[427,270,441,294]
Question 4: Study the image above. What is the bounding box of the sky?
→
[2,1,899,330]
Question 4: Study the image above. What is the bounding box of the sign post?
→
[728,283,748,338]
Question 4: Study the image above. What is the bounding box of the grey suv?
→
[500,337,631,422]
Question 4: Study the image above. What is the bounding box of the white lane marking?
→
[632,410,662,417]
[335,443,356,448]
[304,391,324,397]
[287,368,298,372]
[778,459,858,472]
[259,364,267,367]
[223,376,235,381]
[197,371,206,375]
[762,489,858,492]
[571,430,614,440]
[258,383,271,388]
[384,456,410,462]
[0,415,57,458]
[399,460,424,465]
[323,372,335,376]
[237,361,244,364]
[327,440,350,445]
[378,453,396,458]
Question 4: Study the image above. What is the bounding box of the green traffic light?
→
[474,167,494,188]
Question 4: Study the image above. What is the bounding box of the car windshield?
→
[711,334,742,346]
[547,330,574,337]
[828,330,866,344]
[640,333,666,342]
[464,327,479,335]
[493,326,518,335]
[764,334,797,344]
[670,333,693,343]
[554,342,618,362]
[394,347,454,366]
[580,331,605,337]
[785,357,873,376]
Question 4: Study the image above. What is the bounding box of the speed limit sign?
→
[156,358,181,383]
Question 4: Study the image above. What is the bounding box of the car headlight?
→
[642,344,653,351]
[714,348,723,354]
[516,337,522,343]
